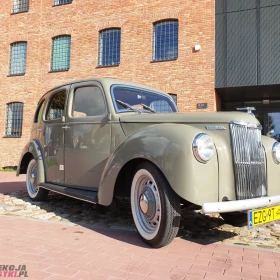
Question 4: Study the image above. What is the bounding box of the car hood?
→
[119,111,259,124]
[119,112,260,136]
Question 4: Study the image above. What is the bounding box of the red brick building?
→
[0,0,215,168]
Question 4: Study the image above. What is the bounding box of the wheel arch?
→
[98,123,219,207]
[17,152,33,174]
[16,140,46,185]
[113,158,165,198]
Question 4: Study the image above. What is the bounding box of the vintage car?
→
[17,78,280,248]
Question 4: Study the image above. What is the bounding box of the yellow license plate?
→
[248,205,280,228]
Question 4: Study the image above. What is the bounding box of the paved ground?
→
[0,172,26,193]
[0,172,280,279]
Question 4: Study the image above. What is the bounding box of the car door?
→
[64,82,111,190]
[44,88,68,184]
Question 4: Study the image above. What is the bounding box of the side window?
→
[46,92,66,120]
[51,35,71,71]
[153,20,178,61]
[34,100,45,123]
[54,0,72,6]
[13,0,29,14]
[150,100,172,113]
[9,42,27,76]
[5,102,24,137]
[72,86,106,117]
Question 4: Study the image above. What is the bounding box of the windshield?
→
[111,85,178,113]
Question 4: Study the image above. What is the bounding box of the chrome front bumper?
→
[202,195,280,214]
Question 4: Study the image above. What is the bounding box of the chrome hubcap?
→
[27,160,38,196]
[139,187,156,219]
[30,171,36,186]
[131,169,162,240]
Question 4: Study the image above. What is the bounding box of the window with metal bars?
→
[54,0,72,5]
[9,42,27,76]
[5,102,24,137]
[169,93,177,105]
[51,35,71,71]
[98,28,121,67]
[153,20,178,61]
[12,0,29,14]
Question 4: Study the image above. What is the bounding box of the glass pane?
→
[51,36,71,71]
[111,86,178,113]
[46,92,66,120]
[153,20,178,61]
[267,113,280,141]
[6,102,24,137]
[72,86,106,117]
[99,29,121,66]
[13,0,29,13]
[10,42,27,75]
[54,0,72,5]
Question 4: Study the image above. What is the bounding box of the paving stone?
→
[0,188,280,251]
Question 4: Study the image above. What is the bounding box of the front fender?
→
[262,135,280,196]
[98,124,218,206]
[16,140,45,185]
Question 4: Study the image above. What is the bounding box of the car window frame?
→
[34,99,46,124]
[66,81,108,122]
[43,86,69,124]
[110,84,178,114]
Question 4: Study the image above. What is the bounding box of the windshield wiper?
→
[116,100,141,114]
[141,103,157,113]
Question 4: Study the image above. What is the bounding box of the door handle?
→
[38,128,44,131]
[62,126,70,130]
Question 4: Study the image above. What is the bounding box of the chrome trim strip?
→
[202,195,280,214]
[230,121,262,130]
[205,126,226,130]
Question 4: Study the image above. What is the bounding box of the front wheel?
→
[26,159,49,201]
[131,162,181,248]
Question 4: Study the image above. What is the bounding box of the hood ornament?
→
[236,107,256,117]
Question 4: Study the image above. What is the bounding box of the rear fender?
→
[16,140,45,185]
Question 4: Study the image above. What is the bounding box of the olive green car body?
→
[17,78,280,211]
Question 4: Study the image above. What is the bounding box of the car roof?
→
[38,77,165,103]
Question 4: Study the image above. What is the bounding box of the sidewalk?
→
[0,172,25,193]
[0,173,279,280]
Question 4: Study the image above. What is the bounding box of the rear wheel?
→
[131,162,181,248]
[26,159,49,201]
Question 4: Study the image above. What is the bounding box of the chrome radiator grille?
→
[230,122,267,200]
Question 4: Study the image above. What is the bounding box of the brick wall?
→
[0,0,215,168]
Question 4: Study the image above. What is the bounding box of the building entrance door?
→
[267,113,280,141]
[222,101,280,142]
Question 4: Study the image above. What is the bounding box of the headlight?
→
[272,142,280,164]
[192,133,215,163]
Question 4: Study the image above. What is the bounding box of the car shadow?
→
[4,187,239,247]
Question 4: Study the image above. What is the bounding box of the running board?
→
[39,183,98,204]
